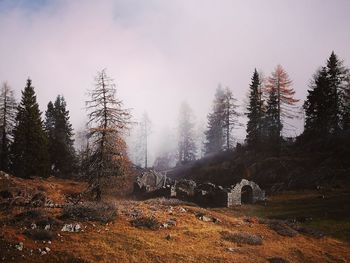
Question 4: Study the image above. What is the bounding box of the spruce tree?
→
[246,69,264,149]
[303,67,331,136]
[0,82,17,172]
[11,79,49,178]
[45,96,76,177]
[326,51,348,132]
[264,83,280,147]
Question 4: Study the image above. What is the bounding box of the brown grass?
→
[0,175,349,263]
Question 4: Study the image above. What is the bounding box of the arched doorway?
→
[241,185,253,204]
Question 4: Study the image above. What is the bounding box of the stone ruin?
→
[133,170,265,207]
[133,169,176,199]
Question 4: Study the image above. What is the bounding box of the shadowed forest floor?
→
[0,175,349,263]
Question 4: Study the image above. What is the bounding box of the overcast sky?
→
[0,0,350,162]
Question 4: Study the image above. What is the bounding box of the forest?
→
[0,1,350,262]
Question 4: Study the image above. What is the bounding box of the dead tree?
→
[86,69,131,201]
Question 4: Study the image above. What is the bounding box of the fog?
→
[1,0,350,164]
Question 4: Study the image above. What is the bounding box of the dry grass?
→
[0,175,349,263]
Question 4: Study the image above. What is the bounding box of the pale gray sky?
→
[0,0,349,162]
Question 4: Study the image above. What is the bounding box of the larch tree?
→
[139,112,152,168]
[204,86,225,154]
[45,95,76,177]
[222,87,240,150]
[177,101,197,164]
[246,69,265,149]
[264,65,299,143]
[0,82,17,172]
[11,79,49,178]
[86,69,131,201]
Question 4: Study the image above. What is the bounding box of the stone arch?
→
[230,179,265,205]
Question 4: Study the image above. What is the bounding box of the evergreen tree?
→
[325,51,348,132]
[222,87,240,150]
[177,101,197,164]
[11,78,49,178]
[303,67,332,135]
[303,52,349,136]
[0,82,17,172]
[86,69,131,200]
[45,95,76,177]
[246,69,264,149]
[205,86,225,154]
[264,83,280,147]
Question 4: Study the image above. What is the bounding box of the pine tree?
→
[303,52,350,136]
[303,67,331,136]
[177,101,197,164]
[222,87,240,150]
[246,69,264,149]
[326,51,348,132]
[264,65,299,142]
[205,86,225,154]
[0,82,17,172]
[11,78,49,178]
[264,83,280,147]
[86,69,131,200]
[45,95,76,177]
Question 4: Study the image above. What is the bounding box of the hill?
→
[0,172,349,262]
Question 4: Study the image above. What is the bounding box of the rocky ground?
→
[0,173,349,263]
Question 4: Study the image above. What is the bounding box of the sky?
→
[0,0,350,163]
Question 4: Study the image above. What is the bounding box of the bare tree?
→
[0,82,17,172]
[177,101,196,164]
[86,69,131,200]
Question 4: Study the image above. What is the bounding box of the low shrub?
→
[268,221,298,237]
[131,216,160,230]
[24,229,54,241]
[221,231,263,245]
[61,202,116,223]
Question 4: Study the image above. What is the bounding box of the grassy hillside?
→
[0,173,349,262]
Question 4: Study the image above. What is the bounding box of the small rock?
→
[178,207,187,213]
[44,247,51,253]
[165,234,172,240]
[199,215,212,222]
[226,247,239,253]
[44,225,50,230]
[61,223,81,232]
[15,242,23,251]
[31,223,37,230]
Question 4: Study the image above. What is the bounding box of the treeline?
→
[0,70,131,200]
[0,79,76,178]
[170,51,350,168]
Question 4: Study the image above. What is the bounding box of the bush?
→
[24,229,54,241]
[131,216,160,230]
[221,231,263,245]
[61,202,116,223]
[268,221,298,237]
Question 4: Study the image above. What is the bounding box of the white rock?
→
[44,225,50,230]
[15,242,23,251]
[31,223,37,229]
